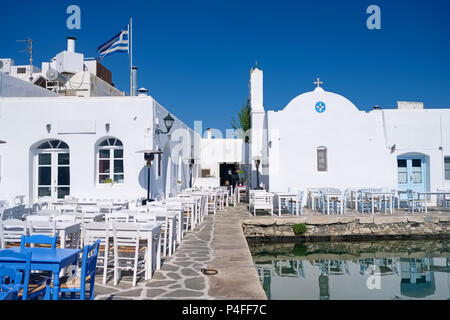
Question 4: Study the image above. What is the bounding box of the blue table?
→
[0,247,80,300]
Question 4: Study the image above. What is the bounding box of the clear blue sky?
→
[2,0,450,132]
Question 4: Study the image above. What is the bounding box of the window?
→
[317,147,327,172]
[445,157,450,181]
[397,159,407,184]
[201,169,211,177]
[98,138,124,184]
[17,67,26,74]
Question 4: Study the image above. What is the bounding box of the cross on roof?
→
[314,78,323,88]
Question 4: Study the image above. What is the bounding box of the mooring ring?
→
[201,268,218,275]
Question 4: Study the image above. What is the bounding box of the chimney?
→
[67,37,76,53]
[131,66,138,96]
[137,87,148,96]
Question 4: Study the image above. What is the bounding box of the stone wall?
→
[242,215,450,242]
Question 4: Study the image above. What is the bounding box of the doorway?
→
[34,140,70,201]
[397,154,429,198]
[219,163,238,187]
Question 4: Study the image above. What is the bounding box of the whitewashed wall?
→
[266,87,395,194]
[0,95,195,204]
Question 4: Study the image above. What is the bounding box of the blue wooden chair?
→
[0,265,22,300]
[407,189,423,212]
[56,240,100,300]
[0,286,19,300]
[358,190,372,214]
[21,235,58,249]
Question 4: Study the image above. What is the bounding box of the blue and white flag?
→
[97,25,129,58]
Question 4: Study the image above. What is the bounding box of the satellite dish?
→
[46,68,66,84]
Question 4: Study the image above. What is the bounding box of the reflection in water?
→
[251,240,450,300]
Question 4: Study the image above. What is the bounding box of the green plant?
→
[231,98,251,143]
[104,178,113,184]
[292,223,307,235]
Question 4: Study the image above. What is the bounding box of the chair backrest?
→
[79,240,100,300]
[20,234,57,249]
[59,204,77,214]
[106,212,130,223]
[0,250,32,300]
[53,214,76,223]
[134,213,157,224]
[26,216,56,236]
[1,219,27,248]
[83,222,111,246]
[113,223,140,247]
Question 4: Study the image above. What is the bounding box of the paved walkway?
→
[206,204,267,300]
[94,214,216,300]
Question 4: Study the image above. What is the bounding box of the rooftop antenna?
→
[16,38,33,81]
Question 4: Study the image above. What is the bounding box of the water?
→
[249,240,450,300]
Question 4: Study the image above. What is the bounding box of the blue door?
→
[397,155,427,195]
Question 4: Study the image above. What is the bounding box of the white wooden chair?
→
[26,215,57,236]
[0,218,27,248]
[148,207,175,257]
[84,222,114,285]
[207,193,217,215]
[250,191,274,216]
[113,223,147,287]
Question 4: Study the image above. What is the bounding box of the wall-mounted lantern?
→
[155,113,175,135]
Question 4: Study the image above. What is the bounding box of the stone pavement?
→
[94,214,216,300]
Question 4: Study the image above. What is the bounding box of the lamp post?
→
[252,156,262,190]
[136,149,163,204]
[136,112,175,204]
[189,158,195,188]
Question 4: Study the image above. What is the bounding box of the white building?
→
[249,67,450,201]
[0,38,201,205]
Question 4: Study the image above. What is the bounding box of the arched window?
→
[98,138,124,184]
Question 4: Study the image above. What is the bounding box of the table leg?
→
[278,196,282,216]
[147,233,152,280]
[53,270,60,300]
[327,196,330,215]
[156,231,162,270]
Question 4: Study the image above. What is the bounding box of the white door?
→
[36,140,70,201]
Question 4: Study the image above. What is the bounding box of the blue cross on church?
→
[315,101,326,113]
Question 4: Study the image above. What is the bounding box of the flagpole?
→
[129,17,133,96]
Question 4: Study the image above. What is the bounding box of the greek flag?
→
[97,25,129,58]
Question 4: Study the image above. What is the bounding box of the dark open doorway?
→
[219,163,238,187]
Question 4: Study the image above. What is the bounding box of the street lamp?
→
[155,113,175,135]
[252,156,262,190]
[136,149,163,204]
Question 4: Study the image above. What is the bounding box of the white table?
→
[417,191,450,214]
[273,192,299,216]
[364,191,394,215]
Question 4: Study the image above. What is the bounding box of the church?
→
[248,67,450,201]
